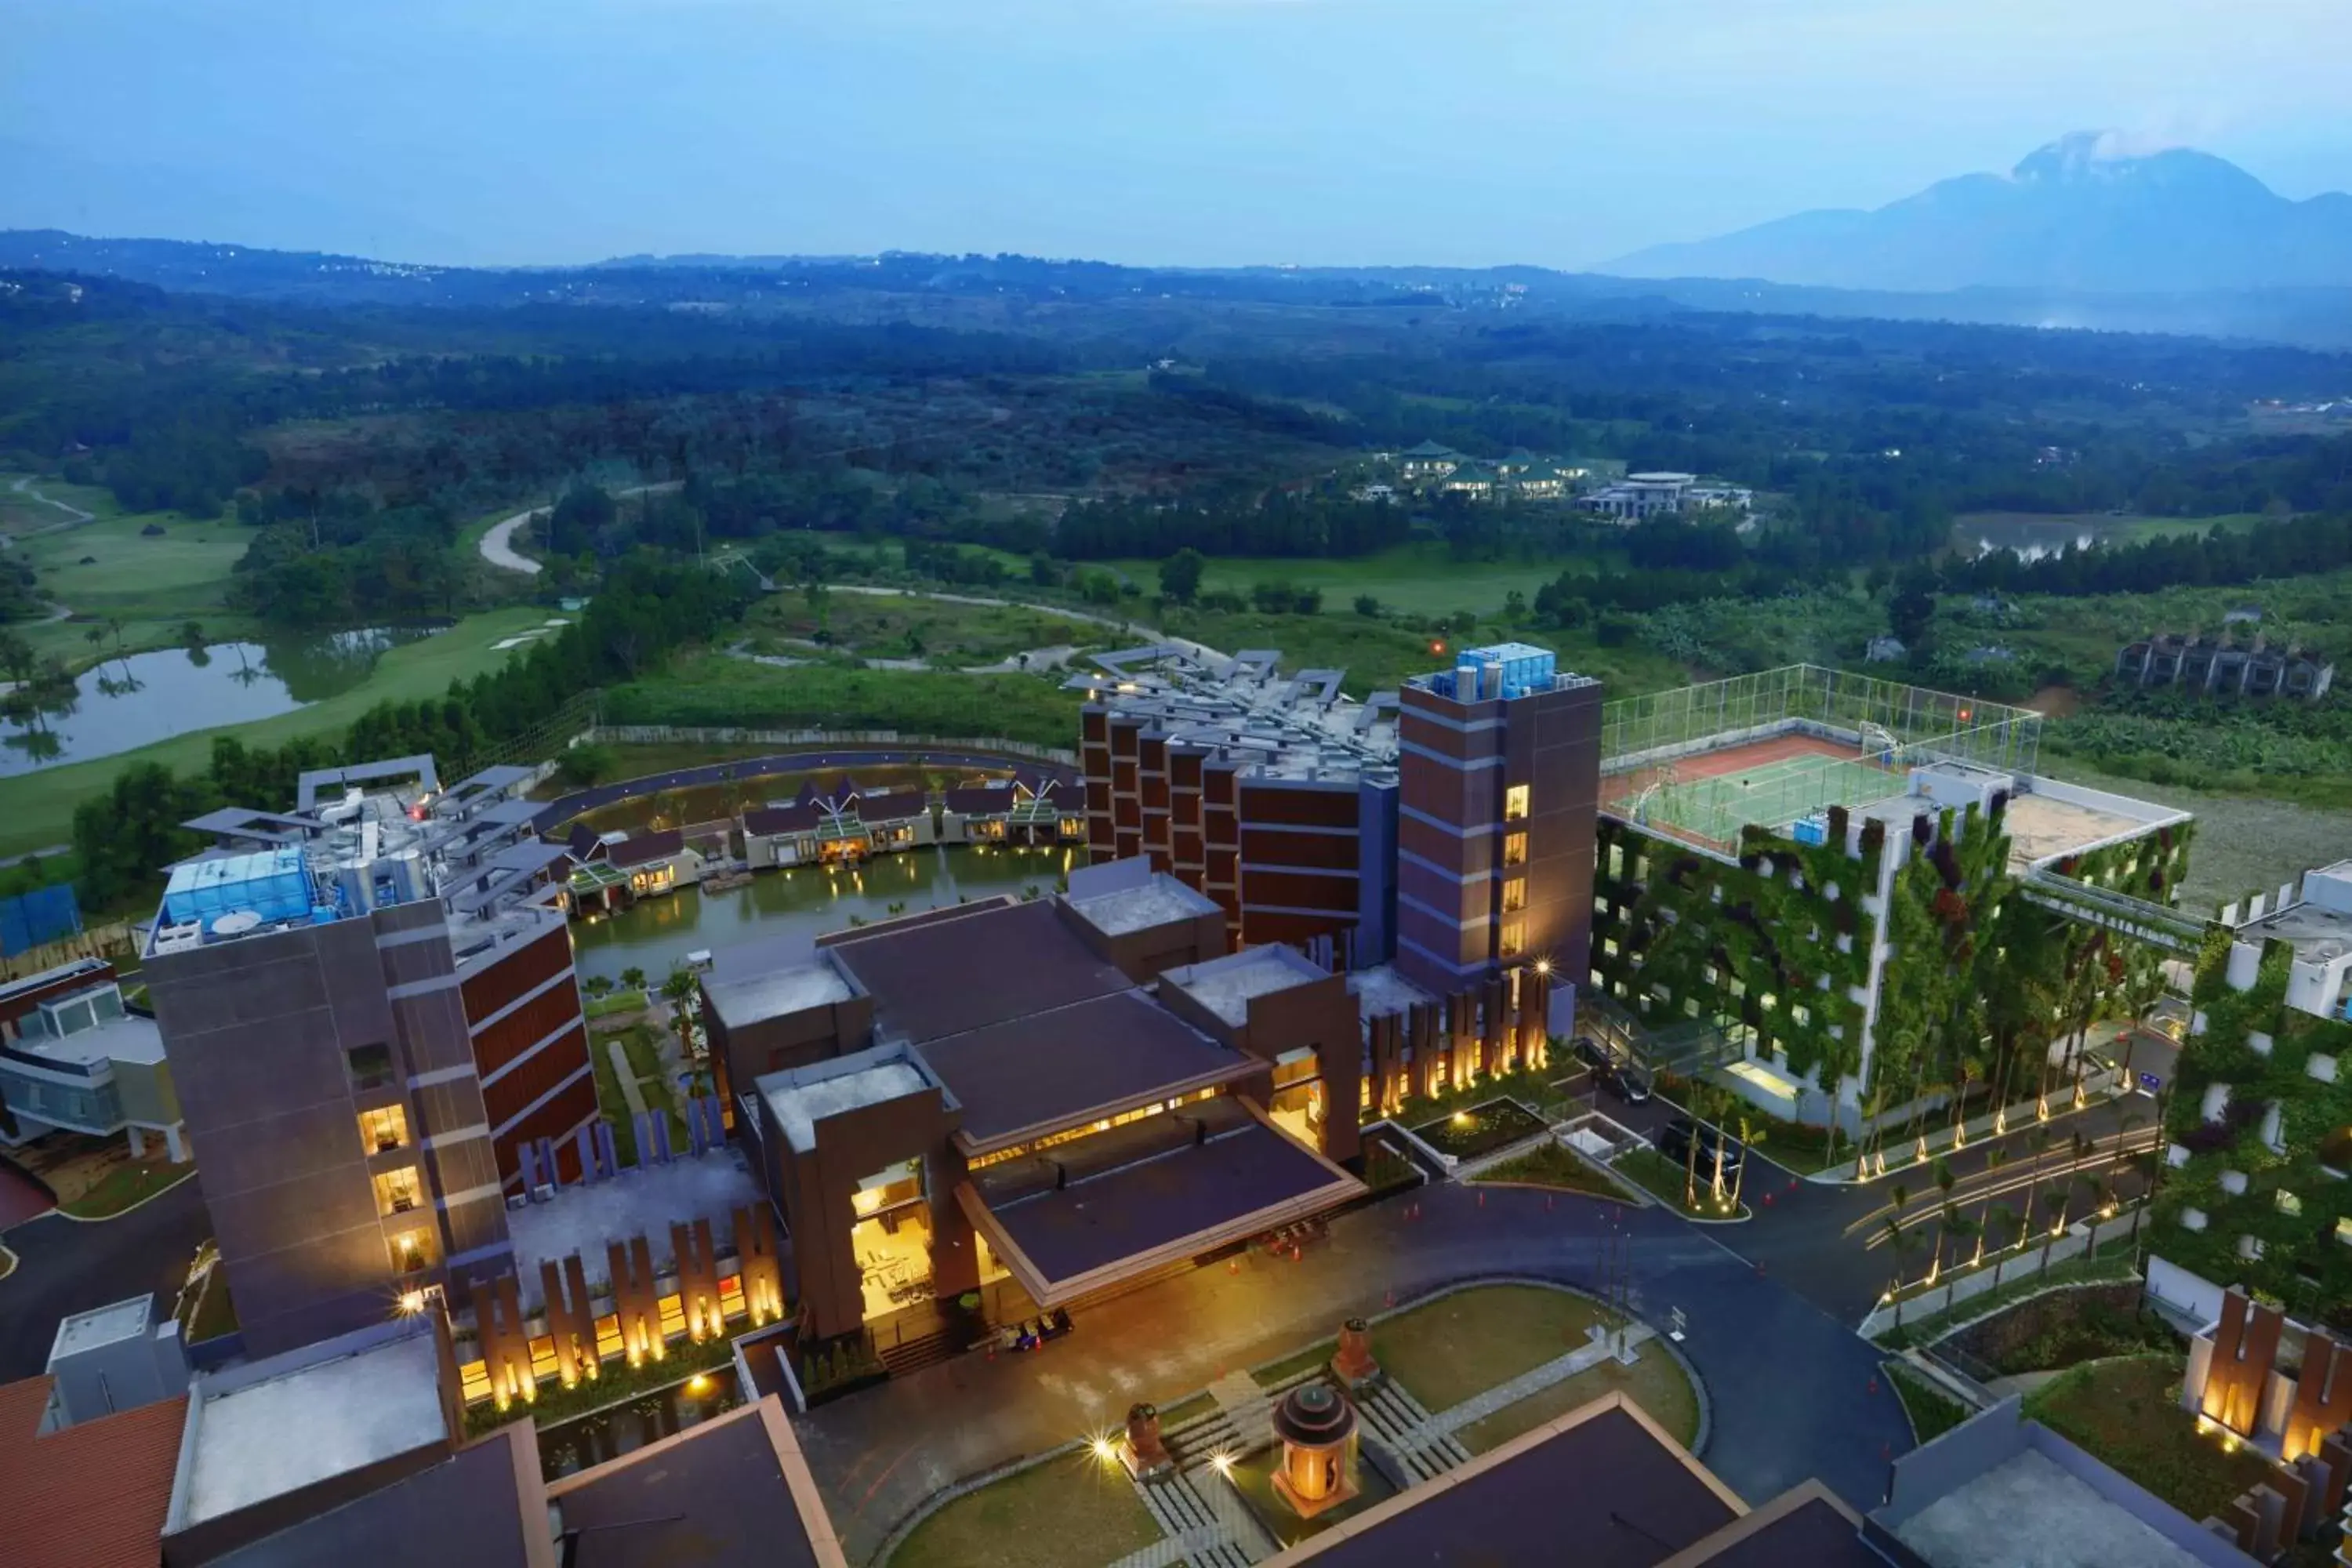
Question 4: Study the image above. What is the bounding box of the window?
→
[1504,832,1529,868]
[373,1165,423,1217]
[1498,919,1526,958]
[1501,877,1528,914]
[347,1044,395,1094]
[1504,784,1530,822]
[358,1105,410,1153]
[387,1227,434,1273]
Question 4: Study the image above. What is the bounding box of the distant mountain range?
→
[1608,132,2352,295]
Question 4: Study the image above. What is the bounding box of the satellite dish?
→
[210,909,263,935]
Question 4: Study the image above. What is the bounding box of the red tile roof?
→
[0,1374,188,1568]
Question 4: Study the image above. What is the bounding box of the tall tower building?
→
[142,758,585,1356]
[1393,644,1601,1000]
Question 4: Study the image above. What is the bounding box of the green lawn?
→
[1370,1284,1613,1412]
[1886,1362,1972,1445]
[183,1269,239,1345]
[57,1159,196,1219]
[1613,1149,1748,1221]
[887,1451,1162,1568]
[2024,1353,2278,1525]
[1113,542,1567,620]
[2,475,258,666]
[748,593,1108,667]
[1472,1140,1636,1200]
[0,605,554,857]
[1454,1344,1701,1454]
[604,654,1084,749]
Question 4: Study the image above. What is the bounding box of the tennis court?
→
[1601,732,1905,851]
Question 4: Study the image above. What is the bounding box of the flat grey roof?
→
[1348,963,1432,1022]
[760,1057,932,1152]
[17,1013,166,1069]
[826,898,1131,1044]
[182,1332,445,1527]
[2241,898,2352,965]
[1892,1449,2211,1568]
[1163,944,1331,1029]
[1065,877,1219,936]
[49,1294,153,1363]
[207,1427,540,1568]
[706,960,855,1032]
[916,990,1252,1149]
[548,1403,826,1568]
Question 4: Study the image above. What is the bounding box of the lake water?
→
[0,627,435,775]
[571,841,1080,985]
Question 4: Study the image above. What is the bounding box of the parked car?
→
[1571,1036,1653,1104]
[1654,1116,1743,1177]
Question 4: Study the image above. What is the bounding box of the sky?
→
[4,0,2350,270]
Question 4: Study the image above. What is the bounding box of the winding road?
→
[475,481,683,577]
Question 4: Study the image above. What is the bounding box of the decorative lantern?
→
[1271,1383,1360,1519]
[1331,1317,1380,1391]
[1120,1401,1172,1479]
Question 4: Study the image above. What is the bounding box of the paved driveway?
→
[796,1181,1912,1564]
[0,1180,209,1379]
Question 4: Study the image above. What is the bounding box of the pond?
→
[535,1370,743,1479]
[0,627,438,775]
[572,842,1080,986]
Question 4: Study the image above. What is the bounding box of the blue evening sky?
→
[3,0,2346,268]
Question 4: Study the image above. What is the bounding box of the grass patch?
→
[1886,1362,1973,1445]
[183,1269,239,1345]
[0,605,554,858]
[888,1451,1163,1568]
[604,654,1083,750]
[1612,1148,1747,1221]
[749,593,1106,667]
[1472,1140,1635,1201]
[1372,1284,1613,1412]
[57,1158,195,1219]
[1681,1094,1846,1175]
[2024,1353,2278,1524]
[1409,1098,1548,1160]
[1454,1342,1700,1454]
[1252,1338,1338,1390]
[1155,1392,1215,1429]
[589,1037,642,1167]
[584,988,648,1019]
[465,1327,741,1439]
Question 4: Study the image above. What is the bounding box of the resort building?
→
[1588,666,2193,1126]
[142,757,597,1355]
[742,782,937,870]
[0,962,186,1158]
[1582,470,1697,521]
[2116,632,2336,702]
[706,859,1370,1341]
[939,773,1083,846]
[1396,441,1462,480]
[603,827,707,895]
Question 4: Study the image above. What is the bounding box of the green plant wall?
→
[2154,935,2352,1327]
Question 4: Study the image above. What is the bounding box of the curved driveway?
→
[797,1180,1913,1565]
[0,1179,209,1380]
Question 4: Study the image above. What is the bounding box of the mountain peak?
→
[1606,134,2347,294]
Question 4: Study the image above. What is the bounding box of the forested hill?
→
[8,227,2352,348]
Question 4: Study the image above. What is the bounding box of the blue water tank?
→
[1792,813,1831,847]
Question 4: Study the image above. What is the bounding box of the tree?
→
[1932,1157,1958,1277]
[584,975,615,1000]
[620,966,648,994]
[1888,568,1936,648]
[1353,593,1382,619]
[1158,547,1206,605]
[556,743,615,788]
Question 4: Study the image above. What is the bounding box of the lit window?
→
[1602,938,1619,959]
[1501,877,1528,914]
[1499,919,1526,958]
[1504,785,1530,822]
[358,1105,410,1153]
[1504,832,1529,868]
[388,1227,433,1273]
[374,1165,423,1217]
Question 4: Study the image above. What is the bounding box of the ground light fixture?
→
[1091,1436,1120,1465]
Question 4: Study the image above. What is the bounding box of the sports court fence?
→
[1599,666,2044,853]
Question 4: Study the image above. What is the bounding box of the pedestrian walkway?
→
[1420,1321,1658,1442]
[605,1038,649,1120]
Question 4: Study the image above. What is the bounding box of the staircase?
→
[1352,1378,1472,1483]
[877,1327,956,1377]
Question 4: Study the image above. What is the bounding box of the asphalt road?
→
[0,1179,211,1379]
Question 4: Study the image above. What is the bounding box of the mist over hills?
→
[1609,132,2352,296]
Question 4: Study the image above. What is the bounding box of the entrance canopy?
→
[956,1099,1363,1308]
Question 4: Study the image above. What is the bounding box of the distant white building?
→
[1580,471,1751,522]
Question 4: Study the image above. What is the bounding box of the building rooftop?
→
[826,898,1131,1045]
[1065,875,1221,937]
[705,958,856,1033]
[546,1399,844,1568]
[2236,860,2352,966]
[1261,1397,1740,1568]
[14,1011,165,1069]
[49,1294,156,1362]
[2003,777,2191,872]
[758,1048,935,1153]
[0,1374,188,1568]
[965,1103,1362,1305]
[206,1425,547,1568]
[180,1328,446,1529]
[916,989,1254,1151]
[1065,645,1401,787]
[1348,964,1435,1022]
[506,1147,765,1309]
[1890,1449,2212,1568]
[1163,944,1332,1029]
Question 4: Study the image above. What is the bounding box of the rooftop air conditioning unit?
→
[152,922,204,953]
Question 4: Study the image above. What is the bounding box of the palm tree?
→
[1944,1208,1979,1279]
[2039,1190,2071,1271]
[1949,1055,1982,1150]
[1931,1158,1958,1279]
[1730,1112,1761,1210]
[1883,1216,1912,1330]
[1974,1148,2008,1265]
